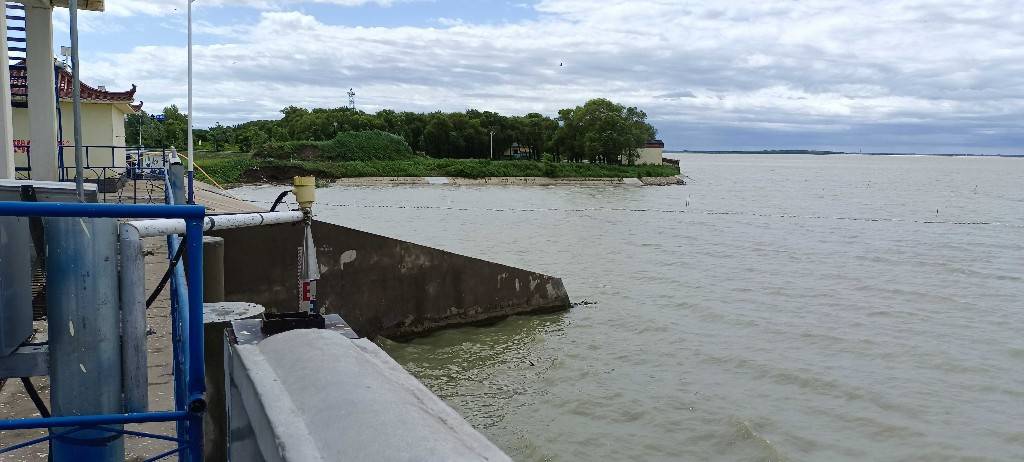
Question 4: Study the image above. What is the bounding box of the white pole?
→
[0,3,15,179]
[489,130,494,160]
[187,0,195,202]
[69,0,84,202]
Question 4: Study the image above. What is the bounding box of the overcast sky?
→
[56,0,1024,154]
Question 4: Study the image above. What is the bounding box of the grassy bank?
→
[193,152,681,185]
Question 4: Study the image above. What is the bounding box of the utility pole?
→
[69,0,84,201]
[187,0,195,203]
[489,130,494,160]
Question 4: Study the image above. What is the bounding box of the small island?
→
[127,98,681,185]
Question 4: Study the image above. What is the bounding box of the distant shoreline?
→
[667,150,1024,158]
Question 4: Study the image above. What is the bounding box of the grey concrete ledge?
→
[229,329,512,462]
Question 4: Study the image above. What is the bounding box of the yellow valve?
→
[293,176,316,209]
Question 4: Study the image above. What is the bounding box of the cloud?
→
[101,0,413,17]
[81,0,1024,153]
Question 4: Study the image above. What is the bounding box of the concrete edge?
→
[231,329,512,461]
[380,297,572,341]
[233,342,326,462]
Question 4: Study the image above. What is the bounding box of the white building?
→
[11,61,139,178]
[628,139,664,165]
[0,0,113,182]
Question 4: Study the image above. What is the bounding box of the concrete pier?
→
[211,220,571,339]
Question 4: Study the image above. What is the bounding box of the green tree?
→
[554,98,655,164]
[235,125,271,152]
[159,105,189,149]
[132,99,657,162]
[422,115,452,157]
[208,123,233,151]
[125,110,166,147]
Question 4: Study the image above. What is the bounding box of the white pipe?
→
[117,210,303,404]
[126,211,304,238]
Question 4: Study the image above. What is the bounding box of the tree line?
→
[125,98,658,164]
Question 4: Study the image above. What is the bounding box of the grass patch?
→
[193,152,680,185]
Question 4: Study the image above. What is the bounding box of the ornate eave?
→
[10,63,137,106]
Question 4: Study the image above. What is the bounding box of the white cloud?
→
[80,0,1024,152]
[101,0,411,16]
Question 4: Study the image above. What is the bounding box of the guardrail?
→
[0,201,207,462]
[57,144,169,179]
[15,144,170,203]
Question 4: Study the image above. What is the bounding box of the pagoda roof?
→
[10,62,137,107]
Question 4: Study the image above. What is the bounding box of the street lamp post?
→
[186,0,195,203]
[489,130,494,160]
[69,0,84,201]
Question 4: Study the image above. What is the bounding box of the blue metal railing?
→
[16,143,171,200]
[56,145,170,181]
[0,201,206,461]
[18,144,172,203]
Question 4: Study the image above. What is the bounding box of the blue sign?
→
[152,114,166,122]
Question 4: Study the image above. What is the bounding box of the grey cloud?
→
[84,0,1024,154]
[658,91,697,99]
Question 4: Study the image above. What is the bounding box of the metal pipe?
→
[0,411,189,431]
[186,0,195,204]
[69,0,84,202]
[0,201,205,219]
[167,159,185,206]
[185,217,206,461]
[126,211,305,238]
[164,166,190,448]
[0,201,206,459]
[119,223,148,413]
[168,232,189,447]
[46,216,124,460]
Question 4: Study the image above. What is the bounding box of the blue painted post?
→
[185,217,206,461]
[187,170,195,204]
[165,165,189,444]
[45,217,124,461]
[0,202,206,458]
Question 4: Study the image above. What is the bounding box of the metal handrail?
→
[27,145,173,203]
[0,201,206,461]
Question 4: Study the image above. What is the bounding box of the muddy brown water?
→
[234,154,1024,462]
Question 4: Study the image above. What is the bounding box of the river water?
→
[233,154,1024,461]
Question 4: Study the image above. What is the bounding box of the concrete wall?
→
[13,102,129,174]
[632,147,664,165]
[227,327,512,461]
[211,220,571,339]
